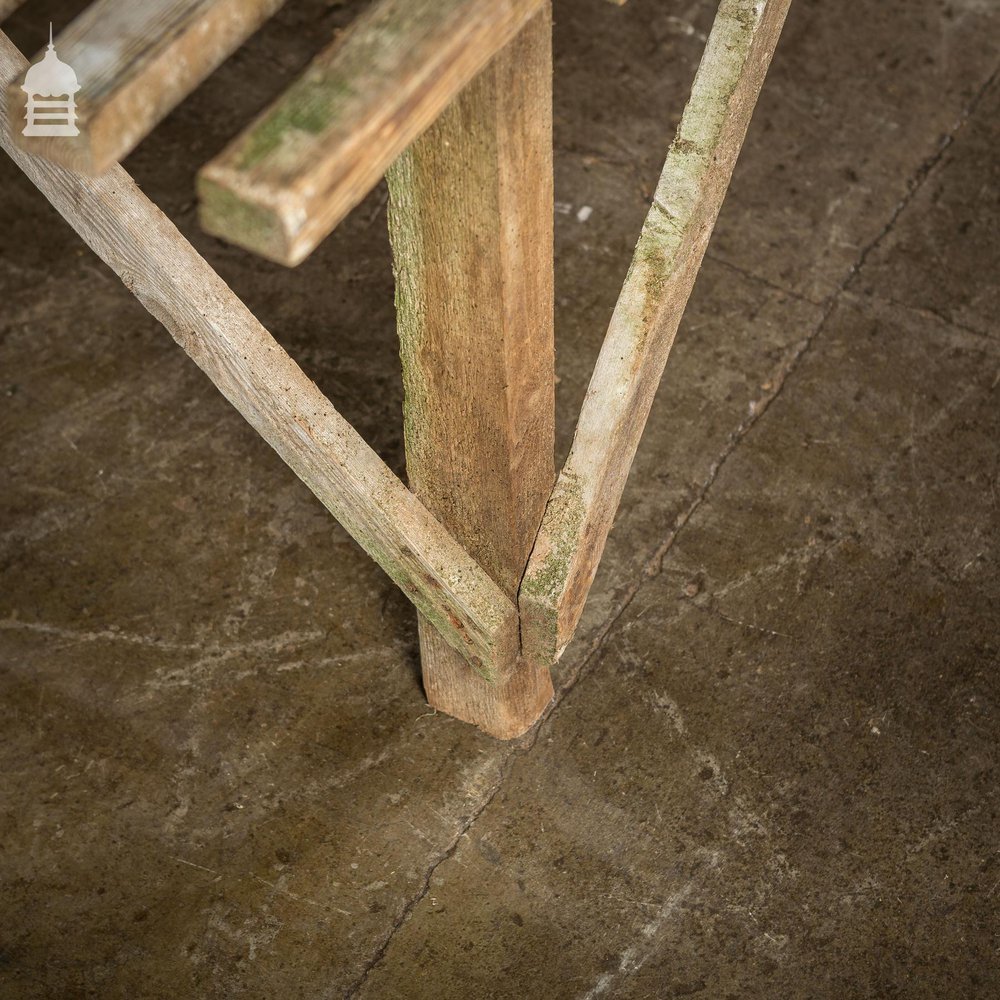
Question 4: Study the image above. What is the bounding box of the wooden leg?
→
[520,0,793,667]
[7,0,289,175]
[387,4,555,738]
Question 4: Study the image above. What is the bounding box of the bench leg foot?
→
[388,5,555,737]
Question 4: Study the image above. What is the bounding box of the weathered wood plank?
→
[4,0,286,174]
[198,0,546,267]
[387,6,555,738]
[0,30,519,678]
[519,0,793,666]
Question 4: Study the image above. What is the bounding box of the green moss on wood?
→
[197,176,286,260]
[235,75,356,170]
[521,471,586,605]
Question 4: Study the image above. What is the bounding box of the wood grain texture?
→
[4,0,285,174]
[198,0,545,266]
[519,0,793,667]
[387,6,555,738]
[0,29,519,679]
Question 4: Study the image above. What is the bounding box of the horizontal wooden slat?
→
[518,0,793,666]
[4,0,286,174]
[198,0,545,266]
[0,30,519,680]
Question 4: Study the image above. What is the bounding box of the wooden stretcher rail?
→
[197,0,546,266]
[0,30,520,681]
[4,0,286,175]
[518,0,793,666]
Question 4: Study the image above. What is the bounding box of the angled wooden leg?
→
[0,30,521,680]
[520,0,792,667]
[388,4,555,738]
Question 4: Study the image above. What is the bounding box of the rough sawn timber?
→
[387,6,556,738]
[0,30,519,680]
[519,0,793,667]
[198,0,546,266]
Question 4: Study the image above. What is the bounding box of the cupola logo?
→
[20,23,80,137]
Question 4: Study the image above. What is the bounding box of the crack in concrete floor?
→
[341,57,1000,997]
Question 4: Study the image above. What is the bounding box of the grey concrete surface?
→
[1,1,997,997]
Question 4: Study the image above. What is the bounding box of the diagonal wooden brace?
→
[0,30,519,682]
[519,0,793,667]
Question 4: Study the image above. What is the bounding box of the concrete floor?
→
[1,0,998,997]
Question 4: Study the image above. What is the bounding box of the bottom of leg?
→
[418,620,553,739]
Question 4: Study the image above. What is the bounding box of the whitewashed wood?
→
[519,0,793,666]
[4,0,286,174]
[0,30,519,678]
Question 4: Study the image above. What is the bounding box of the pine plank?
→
[4,0,286,174]
[0,30,519,679]
[519,0,793,666]
[387,6,555,738]
[198,0,545,266]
